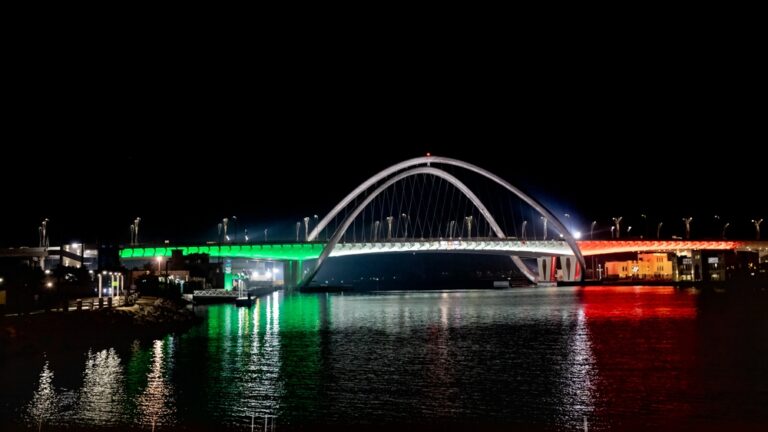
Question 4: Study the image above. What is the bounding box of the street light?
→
[753,219,763,240]
[722,222,730,239]
[540,216,548,240]
[612,217,623,239]
[657,222,663,239]
[386,216,394,240]
[590,221,597,240]
[465,216,473,240]
[134,217,141,245]
[522,220,528,241]
[304,217,310,241]
[682,217,693,239]
[400,213,409,238]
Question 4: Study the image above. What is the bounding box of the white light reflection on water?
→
[134,339,175,428]
[26,360,59,429]
[559,307,596,429]
[73,348,127,426]
[240,292,283,420]
[207,293,284,427]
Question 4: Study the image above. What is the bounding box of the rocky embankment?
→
[0,297,199,359]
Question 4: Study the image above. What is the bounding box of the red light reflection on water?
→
[579,285,701,430]
[580,285,697,320]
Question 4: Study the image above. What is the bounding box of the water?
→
[2,286,767,431]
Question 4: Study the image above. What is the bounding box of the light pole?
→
[564,213,571,234]
[304,217,310,241]
[682,217,693,239]
[657,222,663,239]
[541,216,548,240]
[295,222,301,242]
[612,217,623,239]
[722,222,730,239]
[374,220,380,241]
[522,220,528,241]
[222,218,229,242]
[313,215,319,235]
[134,217,141,245]
[714,215,720,238]
[448,220,456,239]
[753,219,763,240]
[39,218,50,248]
[130,224,135,245]
[400,213,409,238]
[386,216,394,241]
[465,216,473,240]
[610,226,615,239]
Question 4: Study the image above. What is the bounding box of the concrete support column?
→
[537,257,557,282]
[559,256,581,282]
[284,260,304,291]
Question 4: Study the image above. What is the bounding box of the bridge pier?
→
[537,257,557,283]
[559,256,581,282]
[283,260,303,291]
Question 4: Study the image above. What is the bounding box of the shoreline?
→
[0,297,200,360]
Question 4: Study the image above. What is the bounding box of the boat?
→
[235,296,254,307]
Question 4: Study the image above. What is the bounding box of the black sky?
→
[2,54,764,246]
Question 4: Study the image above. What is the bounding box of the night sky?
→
[2,66,764,247]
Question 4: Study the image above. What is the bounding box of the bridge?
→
[120,239,768,287]
[118,155,767,289]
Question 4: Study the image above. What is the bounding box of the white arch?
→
[307,155,586,277]
[302,167,533,287]
[303,167,508,286]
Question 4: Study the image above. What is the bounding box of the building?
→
[605,253,674,280]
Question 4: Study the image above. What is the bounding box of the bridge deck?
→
[118,240,767,261]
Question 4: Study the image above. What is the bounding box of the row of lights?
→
[557,215,764,241]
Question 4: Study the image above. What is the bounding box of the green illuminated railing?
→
[120,243,325,261]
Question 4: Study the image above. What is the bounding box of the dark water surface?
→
[2,286,767,431]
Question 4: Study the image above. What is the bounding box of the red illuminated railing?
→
[575,240,747,256]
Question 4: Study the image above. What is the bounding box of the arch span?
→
[301,167,513,286]
[303,156,585,286]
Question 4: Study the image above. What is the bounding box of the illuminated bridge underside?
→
[329,240,574,258]
[120,244,325,261]
[119,240,574,261]
[118,240,767,267]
